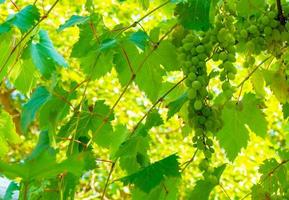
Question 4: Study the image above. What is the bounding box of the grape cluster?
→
[178,32,222,158]
[198,159,218,184]
[211,15,237,100]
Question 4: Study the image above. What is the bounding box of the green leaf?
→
[0,5,40,33]
[116,135,150,173]
[138,0,150,10]
[0,110,21,157]
[11,5,40,32]
[188,164,226,200]
[175,0,211,31]
[57,15,89,32]
[149,41,180,71]
[132,177,180,200]
[39,86,74,132]
[4,182,19,200]
[29,30,68,78]
[129,31,149,50]
[237,0,266,17]
[283,103,289,119]
[120,154,180,193]
[0,131,94,180]
[167,92,188,119]
[14,59,37,94]
[21,86,50,132]
[145,109,163,129]
[216,93,267,161]
[0,32,16,81]
[80,50,114,80]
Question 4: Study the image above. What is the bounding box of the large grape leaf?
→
[79,50,114,80]
[132,177,180,200]
[167,92,188,119]
[39,86,75,132]
[0,32,16,81]
[11,5,40,32]
[216,93,267,161]
[57,15,89,32]
[114,39,179,101]
[0,110,21,157]
[115,134,150,173]
[14,59,38,94]
[175,0,211,31]
[0,131,95,180]
[188,164,226,199]
[237,0,266,17]
[29,30,68,78]
[120,154,181,193]
[0,5,40,32]
[21,86,51,132]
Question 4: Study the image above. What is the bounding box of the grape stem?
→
[276,0,286,25]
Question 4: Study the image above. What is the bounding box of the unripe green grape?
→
[199,159,209,171]
[204,149,212,158]
[188,72,197,81]
[195,128,203,136]
[192,80,202,89]
[208,175,218,185]
[198,116,206,124]
[227,54,236,62]
[272,29,281,41]
[219,52,227,61]
[206,138,213,146]
[194,100,203,110]
[261,16,270,25]
[196,45,205,53]
[222,81,231,91]
[240,29,248,39]
[264,26,272,35]
[270,20,279,28]
[212,53,219,61]
[223,61,234,70]
[183,42,194,51]
[227,72,235,80]
[191,56,199,65]
[248,25,258,34]
[205,120,214,130]
[188,88,197,99]
[198,53,207,60]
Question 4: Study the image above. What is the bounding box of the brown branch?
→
[276,0,286,25]
[9,0,20,11]
[100,161,116,200]
[181,149,198,172]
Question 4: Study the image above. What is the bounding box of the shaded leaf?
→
[57,15,89,32]
[120,154,180,193]
[21,86,50,132]
[175,0,211,31]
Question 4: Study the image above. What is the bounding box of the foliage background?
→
[0,0,288,199]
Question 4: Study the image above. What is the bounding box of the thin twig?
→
[219,183,232,200]
[181,149,198,172]
[131,76,187,136]
[101,161,116,200]
[276,0,286,25]
[9,0,20,11]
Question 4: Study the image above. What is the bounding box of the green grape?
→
[188,88,197,99]
[192,80,202,89]
[194,100,203,110]
[208,175,218,185]
[219,52,227,61]
[196,45,205,53]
